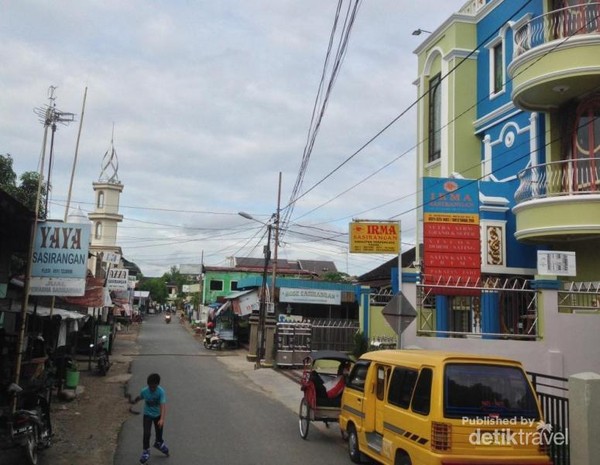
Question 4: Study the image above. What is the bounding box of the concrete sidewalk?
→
[216,351,303,413]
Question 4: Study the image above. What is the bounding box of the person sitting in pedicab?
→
[323,361,351,398]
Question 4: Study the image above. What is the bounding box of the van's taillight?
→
[431,422,452,451]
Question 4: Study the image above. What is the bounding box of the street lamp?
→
[238,212,274,369]
[412,28,432,36]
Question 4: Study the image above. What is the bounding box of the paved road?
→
[114,315,351,465]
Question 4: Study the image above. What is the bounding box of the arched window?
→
[428,73,442,163]
[571,97,600,190]
[97,191,104,208]
[95,222,103,239]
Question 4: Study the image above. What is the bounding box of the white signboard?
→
[128,275,137,289]
[107,268,129,291]
[537,251,576,276]
[238,290,259,316]
[279,288,341,305]
[103,252,121,265]
[30,277,86,297]
[30,222,91,296]
[31,222,91,279]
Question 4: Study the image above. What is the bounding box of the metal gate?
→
[308,318,359,352]
[529,372,570,465]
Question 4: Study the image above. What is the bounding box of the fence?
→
[308,318,359,352]
[417,277,538,339]
[558,281,600,314]
[529,372,570,465]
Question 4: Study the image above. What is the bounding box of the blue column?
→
[481,290,500,339]
[435,296,449,338]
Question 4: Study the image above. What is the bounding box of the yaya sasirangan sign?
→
[30,221,91,296]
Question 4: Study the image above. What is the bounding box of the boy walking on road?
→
[131,373,170,463]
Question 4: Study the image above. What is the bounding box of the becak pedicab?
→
[298,350,353,439]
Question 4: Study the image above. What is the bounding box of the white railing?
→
[514,3,600,57]
[515,158,600,204]
[558,281,600,313]
[459,0,486,15]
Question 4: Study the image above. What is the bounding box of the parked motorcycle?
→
[90,335,110,376]
[203,329,223,350]
[0,383,52,465]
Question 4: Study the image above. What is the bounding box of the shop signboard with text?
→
[280,288,341,305]
[30,221,91,296]
[423,177,481,294]
[349,221,400,254]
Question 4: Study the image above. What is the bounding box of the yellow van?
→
[339,350,552,465]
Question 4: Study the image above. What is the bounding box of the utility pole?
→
[270,172,282,312]
[14,87,74,401]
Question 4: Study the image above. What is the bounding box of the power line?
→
[284,0,534,221]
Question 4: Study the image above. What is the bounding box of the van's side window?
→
[388,367,418,409]
[347,362,370,392]
[411,368,433,415]
[376,366,389,401]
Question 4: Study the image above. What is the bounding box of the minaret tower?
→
[88,129,124,275]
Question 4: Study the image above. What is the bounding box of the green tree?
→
[17,171,47,217]
[0,153,47,217]
[138,277,168,304]
[321,271,353,282]
[0,153,17,194]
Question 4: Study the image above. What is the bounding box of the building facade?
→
[403,0,600,377]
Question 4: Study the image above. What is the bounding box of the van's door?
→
[342,361,371,431]
[374,364,390,434]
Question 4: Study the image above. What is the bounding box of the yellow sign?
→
[424,213,479,224]
[349,221,400,254]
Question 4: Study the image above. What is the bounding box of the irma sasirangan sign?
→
[30,221,91,296]
[349,221,400,254]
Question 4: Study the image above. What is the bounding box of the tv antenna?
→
[33,86,76,217]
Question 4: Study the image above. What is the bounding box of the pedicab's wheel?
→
[298,397,310,439]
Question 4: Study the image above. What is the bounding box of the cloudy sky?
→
[1,0,465,278]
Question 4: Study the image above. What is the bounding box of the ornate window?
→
[97,191,104,208]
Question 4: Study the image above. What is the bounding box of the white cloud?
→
[1,0,464,277]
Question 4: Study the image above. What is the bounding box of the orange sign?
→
[349,221,400,254]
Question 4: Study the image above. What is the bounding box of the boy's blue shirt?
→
[140,385,166,418]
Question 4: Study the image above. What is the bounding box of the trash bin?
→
[65,367,80,389]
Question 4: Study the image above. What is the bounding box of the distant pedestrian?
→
[130,373,169,463]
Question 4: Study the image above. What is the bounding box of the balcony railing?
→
[515,157,600,204]
[514,3,600,57]
[459,0,486,15]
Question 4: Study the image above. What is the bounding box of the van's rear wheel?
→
[395,453,411,465]
[347,424,362,463]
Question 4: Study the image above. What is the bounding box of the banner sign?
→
[349,221,400,254]
[30,276,87,297]
[31,222,91,279]
[423,178,481,293]
[107,268,129,291]
[103,251,121,265]
[30,222,91,296]
[280,288,341,305]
